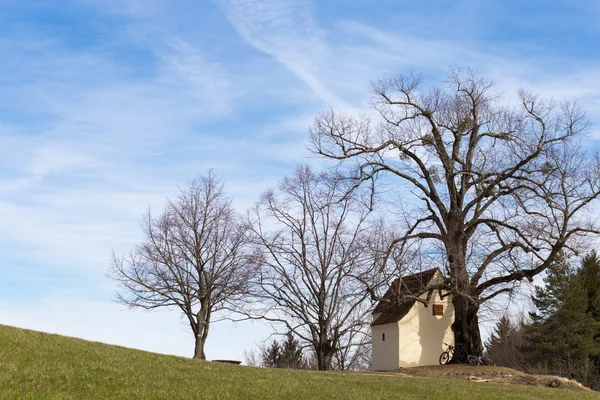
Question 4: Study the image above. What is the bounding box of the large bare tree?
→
[247,166,372,370]
[309,68,600,356]
[110,171,252,360]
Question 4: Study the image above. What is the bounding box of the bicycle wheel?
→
[439,351,451,365]
[454,349,468,364]
[482,355,494,366]
[467,355,480,366]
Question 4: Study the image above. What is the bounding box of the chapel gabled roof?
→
[371,268,440,326]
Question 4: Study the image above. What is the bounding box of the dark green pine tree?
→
[537,274,600,362]
[261,333,306,369]
[524,252,600,372]
[529,252,574,323]
[486,315,523,368]
[486,315,512,350]
[278,333,306,369]
[579,251,600,320]
[261,340,281,368]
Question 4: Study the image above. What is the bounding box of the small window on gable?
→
[382,333,386,341]
[433,304,444,316]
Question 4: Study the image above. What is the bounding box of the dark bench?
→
[212,359,242,365]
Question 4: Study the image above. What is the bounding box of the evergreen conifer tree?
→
[261,340,281,368]
[278,333,306,369]
[261,333,306,369]
[579,251,600,320]
[486,315,523,368]
[529,252,573,323]
[523,252,600,383]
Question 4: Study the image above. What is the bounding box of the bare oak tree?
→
[247,166,372,370]
[309,68,600,357]
[110,171,251,360]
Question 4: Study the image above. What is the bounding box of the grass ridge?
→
[0,324,598,399]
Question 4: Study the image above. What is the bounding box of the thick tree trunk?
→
[193,307,209,360]
[315,345,332,370]
[446,220,483,361]
[451,294,482,360]
[193,334,207,360]
[316,352,326,371]
[314,336,334,370]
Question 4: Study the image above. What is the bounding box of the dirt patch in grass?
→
[380,365,591,391]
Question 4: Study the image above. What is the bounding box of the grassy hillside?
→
[0,324,598,399]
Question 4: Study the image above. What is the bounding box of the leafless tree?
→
[247,165,373,370]
[309,67,600,356]
[110,171,252,360]
[243,348,261,367]
[332,327,372,370]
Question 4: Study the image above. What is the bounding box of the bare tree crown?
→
[110,171,252,359]
[309,68,600,355]
[247,165,373,370]
[311,69,600,300]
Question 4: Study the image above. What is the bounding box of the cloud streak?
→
[217,0,344,106]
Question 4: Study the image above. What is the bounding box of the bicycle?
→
[439,342,468,365]
[467,353,494,366]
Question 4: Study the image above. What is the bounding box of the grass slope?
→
[0,324,598,400]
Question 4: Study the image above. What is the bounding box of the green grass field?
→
[0,324,598,399]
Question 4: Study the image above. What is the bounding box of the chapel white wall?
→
[371,322,400,371]
[397,289,454,367]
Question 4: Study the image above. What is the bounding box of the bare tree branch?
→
[245,166,373,370]
[109,171,252,360]
[309,67,600,356]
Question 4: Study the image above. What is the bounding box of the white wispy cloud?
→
[216,0,600,135]
[0,1,304,359]
[217,0,344,106]
[0,6,273,276]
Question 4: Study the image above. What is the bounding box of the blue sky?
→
[1,0,599,361]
